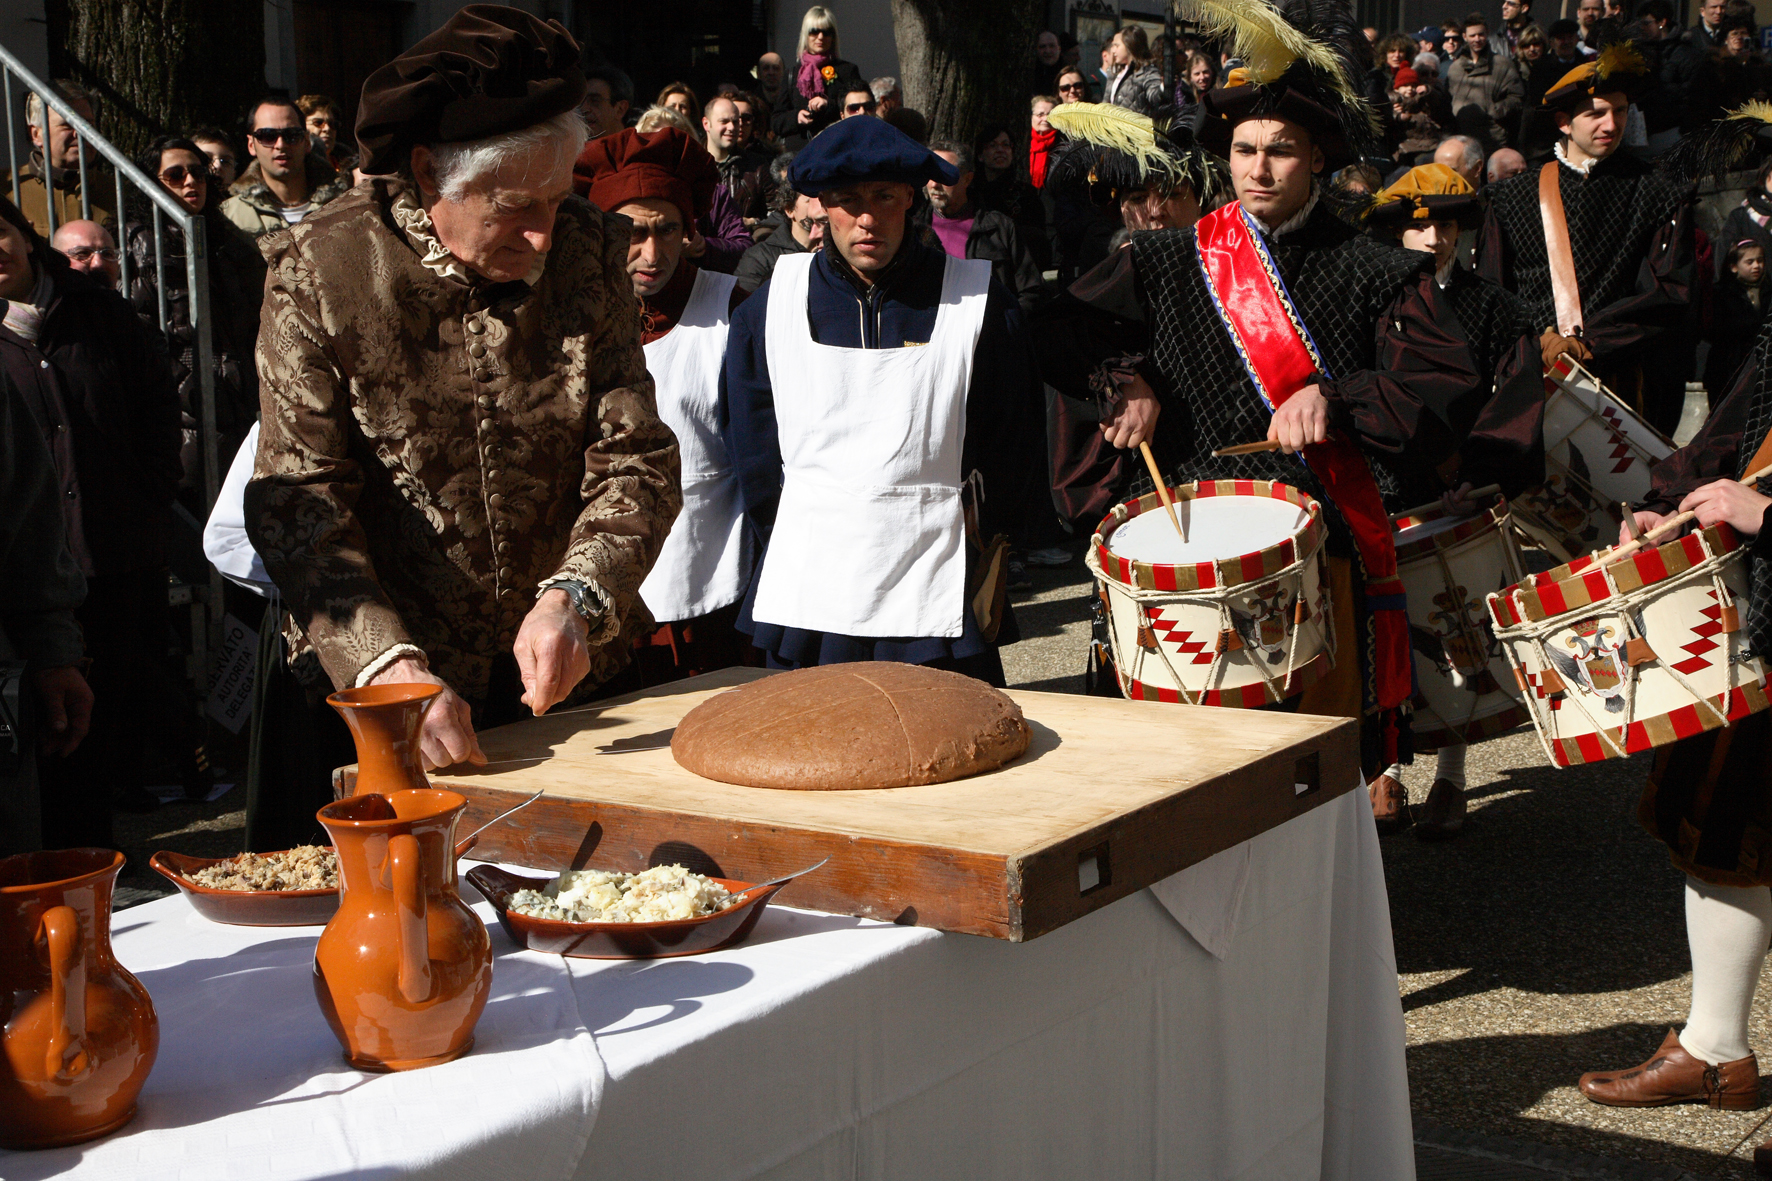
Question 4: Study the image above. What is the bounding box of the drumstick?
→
[1604,461,1772,566]
[1211,439,1285,457]
[1138,441,1186,542]
[1388,484,1502,523]
[1622,502,1644,543]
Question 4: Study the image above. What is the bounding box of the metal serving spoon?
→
[453,788,546,858]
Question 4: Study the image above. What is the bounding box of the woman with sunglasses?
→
[124,136,267,502]
[1055,66,1092,106]
[773,6,866,148]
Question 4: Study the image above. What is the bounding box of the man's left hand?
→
[514,590,593,716]
[1679,479,1772,537]
[1268,385,1329,453]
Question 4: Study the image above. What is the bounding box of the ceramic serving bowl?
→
[149,850,341,927]
[464,865,786,959]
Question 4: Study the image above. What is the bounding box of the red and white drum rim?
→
[1092,479,1325,594]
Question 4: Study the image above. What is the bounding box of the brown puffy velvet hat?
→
[573,128,717,225]
[355,4,585,175]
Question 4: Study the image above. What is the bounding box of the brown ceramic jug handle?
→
[39,905,90,1081]
[389,833,432,1005]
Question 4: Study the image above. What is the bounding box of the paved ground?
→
[999,509,1771,1180]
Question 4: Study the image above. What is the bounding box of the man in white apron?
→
[721,115,1039,686]
[576,126,754,688]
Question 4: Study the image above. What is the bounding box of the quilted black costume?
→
[1477,153,1696,433]
[1635,322,1772,885]
[1033,197,1482,771]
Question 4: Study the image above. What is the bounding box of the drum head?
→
[1107,495,1310,566]
[1395,506,1491,547]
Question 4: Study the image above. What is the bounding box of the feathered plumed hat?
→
[1182,0,1381,170]
[1541,43,1651,112]
[1659,100,1772,183]
[1044,103,1228,209]
[1363,163,1482,232]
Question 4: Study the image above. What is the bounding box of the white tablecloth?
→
[2,788,1410,1181]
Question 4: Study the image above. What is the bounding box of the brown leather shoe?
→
[1414,778,1466,841]
[1368,773,1410,835]
[1578,1029,1761,1110]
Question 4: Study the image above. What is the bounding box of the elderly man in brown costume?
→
[246,5,680,809]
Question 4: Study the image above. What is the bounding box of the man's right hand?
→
[34,665,93,757]
[1101,372,1160,449]
[1540,328,1592,369]
[370,656,485,771]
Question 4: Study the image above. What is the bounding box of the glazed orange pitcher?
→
[326,682,441,798]
[0,848,158,1149]
[313,789,492,1071]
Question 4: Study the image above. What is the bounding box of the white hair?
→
[870,76,899,101]
[429,108,588,202]
[635,105,695,135]
[1441,134,1484,176]
[1411,52,1440,78]
[26,80,91,130]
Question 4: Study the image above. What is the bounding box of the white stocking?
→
[1381,763,1404,783]
[1680,875,1772,1065]
[1434,743,1467,789]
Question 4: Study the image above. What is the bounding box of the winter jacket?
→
[219,155,351,238]
[1104,63,1168,119]
[715,146,776,229]
[1446,50,1525,149]
[734,210,812,295]
[913,205,1046,314]
[773,57,867,145]
[0,153,115,238]
[1,262,180,577]
[124,210,267,490]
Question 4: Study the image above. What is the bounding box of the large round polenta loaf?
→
[671,663,1032,790]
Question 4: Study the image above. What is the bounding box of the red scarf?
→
[1192,202,1413,722]
[1029,127,1057,189]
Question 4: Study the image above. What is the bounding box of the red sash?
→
[1194,203,1411,714]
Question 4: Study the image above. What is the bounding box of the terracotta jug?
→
[0,849,157,1149]
[326,683,441,798]
[313,789,492,1071]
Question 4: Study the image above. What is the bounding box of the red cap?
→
[1392,67,1421,88]
[573,127,717,225]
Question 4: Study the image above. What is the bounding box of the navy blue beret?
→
[788,116,959,193]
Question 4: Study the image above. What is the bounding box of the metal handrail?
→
[0,41,223,683]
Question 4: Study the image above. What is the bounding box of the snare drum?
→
[1487,524,1772,767]
[1393,496,1529,750]
[1511,357,1673,561]
[1085,480,1333,706]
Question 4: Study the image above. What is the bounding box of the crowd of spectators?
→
[6,0,1772,858]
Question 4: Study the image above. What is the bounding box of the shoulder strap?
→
[1538,161,1584,337]
[1740,417,1772,484]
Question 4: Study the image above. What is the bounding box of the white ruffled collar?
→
[1554,140,1598,175]
[389,186,547,288]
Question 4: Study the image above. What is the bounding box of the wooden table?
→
[395,669,1359,941]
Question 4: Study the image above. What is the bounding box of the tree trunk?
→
[893,0,1043,145]
[44,0,265,158]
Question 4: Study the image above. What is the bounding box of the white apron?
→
[639,267,748,623]
[752,252,990,638]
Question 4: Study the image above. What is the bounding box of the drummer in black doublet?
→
[1576,103,1772,1134]
[1363,163,1545,837]
[1476,46,1696,436]
[1035,0,1485,781]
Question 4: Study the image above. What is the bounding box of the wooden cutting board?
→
[393,668,1360,941]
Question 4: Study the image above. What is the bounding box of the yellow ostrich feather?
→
[1726,100,1772,126]
[1595,42,1648,81]
[1180,0,1352,90]
[1047,103,1185,186]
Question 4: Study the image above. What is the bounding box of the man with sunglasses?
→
[220,96,350,239]
[839,89,877,119]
